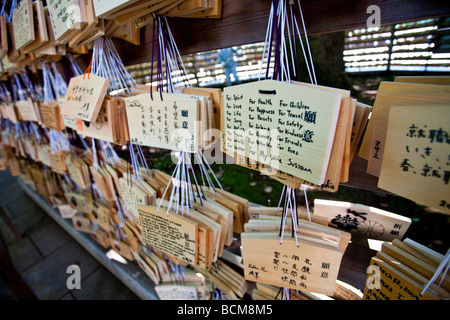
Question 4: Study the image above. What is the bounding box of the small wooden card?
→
[119,174,150,220]
[92,0,142,18]
[59,95,78,130]
[241,233,343,296]
[68,0,98,49]
[72,214,92,233]
[88,201,113,232]
[0,16,8,57]
[91,229,111,249]
[22,1,49,54]
[49,151,67,174]
[313,199,412,241]
[65,192,91,213]
[15,99,40,122]
[61,74,110,123]
[124,92,200,152]
[223,79,342,185]
[40,103,65,131]
[47,0,86,43]
[65,156,90,190]
[76,97,118,143]
[394,76,450,86]
[137,205,198,265]
[155,284,199,300]
[58,204,78,219]
[350,102,371,161]
[11,0,35,50]
[361,82,450,176]
[364,256,440,300]
[109,239,134,261]
[378,105,450,215]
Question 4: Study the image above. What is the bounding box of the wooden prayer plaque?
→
[378,105,450,215]
[58,204,78,219]
[15,99,40,122]
[364,257,440,300]
[47,0,86,43]
[72,215,92,233]
[61,74,110,123]
[137,205,198,265]
[22,1,49,54]
[155,284,199,300]
[0,16,8,57]
[76,97,118,143]
[313,199,411,241]
[241,233,343,296]
[364,82,450,176]
[394,76,450,86]
[124,92,200,152]
[92,0,141,18]
[40,103,65,131]
[49,151,67,174]
[65,192,91,213]
[119,176,149,220]
[110,239,134,261]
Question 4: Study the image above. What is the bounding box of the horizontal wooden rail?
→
[113,0,450,66]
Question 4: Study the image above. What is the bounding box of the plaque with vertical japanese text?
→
[378,105,450,215]
[61,74,109,123]
[124,92,200,152]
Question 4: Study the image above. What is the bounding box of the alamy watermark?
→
[66,264,81,290]
[366,265,381,290]
[168,125,289,176]
[367,5,381,28]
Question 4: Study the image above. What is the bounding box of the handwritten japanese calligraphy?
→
[241,233,343,295]
[379,105,450,214]
[223,80,342,185]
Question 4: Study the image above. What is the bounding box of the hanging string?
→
[210,288,224,300]
[260,1,316,243]
[0,0,7,17]
[12,74,26,102]
[275,287,292,300]
[279,187,299,246]
[0,82,12,105]
[50,61,68,97]
[41,62,56,104]
[19,72,37,101]
[297,0,317,85]
[7,0,17,22]
[67,53,83,77]
[46,128,70,153]
[259,1,274,81]
[420,249,450,296]
[150,14,192,99]
[89,37,136,95]
[150,16,222,217]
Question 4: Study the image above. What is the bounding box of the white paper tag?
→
[58,204,78,218]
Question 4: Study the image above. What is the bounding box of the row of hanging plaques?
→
[0,0,223,65]
[5,136,449,300]
[4,129,436,300]
[1,73,448,299]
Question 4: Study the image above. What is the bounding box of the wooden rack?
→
[112,0,450,66]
